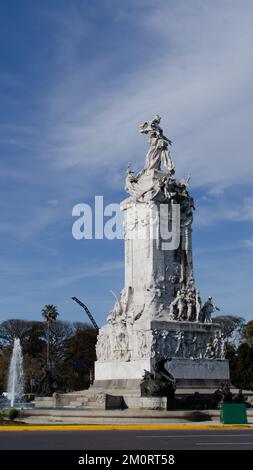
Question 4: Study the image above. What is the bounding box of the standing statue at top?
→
[139,115,175,174]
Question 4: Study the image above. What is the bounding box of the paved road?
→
[0,429,253,450]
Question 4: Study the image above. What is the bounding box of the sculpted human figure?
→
[115,330,130,361]
[160,330,169,356]
[197,334,206,359]
[191,334,198,357]
[169,289,187,320]
[107,287,131,325]
[95,333,104,361]
[137,331,152,358]
[175,330,185,357]
[186,288,195,321]
[169,290,181,320]
[139,115,174,174]
[220,334,227,359]
[151,329,160,357]
[180,197,195,284]
[204,342,214,359]
[112,316,131,361]
[96,331,111,362]
[201,296,220,323]
[107,298,123,325]
[195,289,202,322]
[104,335,111,361]
[212,331,221,357]
[178,289,187,320]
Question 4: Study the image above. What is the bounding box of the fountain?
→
[7,338,24,407]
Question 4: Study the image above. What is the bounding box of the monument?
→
[94,115,229,397]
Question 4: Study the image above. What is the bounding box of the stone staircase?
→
[54,386,142,409]
[35,384,169,410]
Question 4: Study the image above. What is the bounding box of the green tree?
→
[64,325,97,390]
[45,321,73,367]
[0,353,10,394]
[214,315,245,345]
[0,318,97,395]
[41,305,59,367]
[243,320,253,347]
[0,319,34,348]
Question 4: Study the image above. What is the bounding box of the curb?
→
[0,424,252,431]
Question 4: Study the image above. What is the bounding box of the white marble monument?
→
[94,115,229,391]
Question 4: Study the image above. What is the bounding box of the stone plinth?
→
[95,358,229,390]
[95,359,150,381]
[95,320,229,391]
[165,358,229,387]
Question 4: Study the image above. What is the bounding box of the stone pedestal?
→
[95,359,229,390]
[95,319,229,392]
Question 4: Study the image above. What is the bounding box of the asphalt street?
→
[0,429,253,450]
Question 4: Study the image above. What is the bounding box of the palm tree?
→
[41,304,59,367]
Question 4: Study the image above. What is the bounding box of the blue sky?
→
[0,0,253,325]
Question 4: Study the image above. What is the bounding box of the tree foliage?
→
[0,319,97,395]
[214,315,245,345]
[0,319,40,348]
[41,304,59,367]
[228,342,253,390]
[41,305,59,324]
[243,320,253,346]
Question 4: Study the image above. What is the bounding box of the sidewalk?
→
[7,407,253,427]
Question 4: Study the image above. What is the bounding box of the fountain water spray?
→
[7,338,24,407]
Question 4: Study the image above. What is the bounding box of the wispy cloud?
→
[241,237,253,249]
[3,1,253,201]
[195,195,253,226]
[28,0,253,193]
[51,260,123,288]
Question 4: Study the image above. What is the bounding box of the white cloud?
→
[51,260,123,288]
[1,0,251,241]
[30,0,253,195]
[195,195,253,226]
[241,238,253,248]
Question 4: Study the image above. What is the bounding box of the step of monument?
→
[59,388,141,396]
[68,398,88,405]
[57,389,142,408]
[63,401,105,408]
[66,402,88,408]
[58,394,82,399]
[84,402,105,408]
[60,391,89,397]
[56,397,88,406]
[100,391,141,397]
[89,388,141,395]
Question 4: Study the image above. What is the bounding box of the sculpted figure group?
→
[152,328,227,360]
[204,333,227,360]
[169,286,220,323]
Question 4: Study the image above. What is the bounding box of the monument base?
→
[94,358,230,391]
[94,320,230,395]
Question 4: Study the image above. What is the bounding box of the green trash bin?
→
[220,403,248,424]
